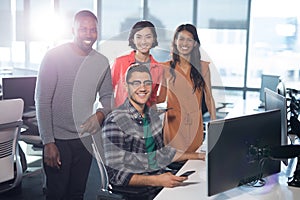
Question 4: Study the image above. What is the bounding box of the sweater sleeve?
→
[35,51,57,144]
[97,66,114,117]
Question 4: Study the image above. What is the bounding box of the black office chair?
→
[92,136,125,200]
[202,93,231,123]
[92,135,162,200]
[287,88,300,138]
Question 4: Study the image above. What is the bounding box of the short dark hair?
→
[74,10,98,23]
[125,63,152,83]
[128,20,158,49]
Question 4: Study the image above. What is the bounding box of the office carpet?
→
[0,158,101,200]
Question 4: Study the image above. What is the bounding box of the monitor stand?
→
[246,178,266,187]
[258,102,265,109]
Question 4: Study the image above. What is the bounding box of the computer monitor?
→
[207,109,281,196]
[259,74,280,105]
[264,88,288,165]
[2,76,37,112]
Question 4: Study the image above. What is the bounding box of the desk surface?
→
[225,98,264,119]
[155,98,300,200]
[154,159,300,200]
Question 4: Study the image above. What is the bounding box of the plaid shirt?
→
[102,99,176,186]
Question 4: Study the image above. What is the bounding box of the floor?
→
[0,143,101,200]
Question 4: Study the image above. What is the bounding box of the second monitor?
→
[264,88,288,165]
[2,76,37,113]
[259,74,280,108]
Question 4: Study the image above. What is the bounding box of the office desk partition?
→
[155,98,300,200]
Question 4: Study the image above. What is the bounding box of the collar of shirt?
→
[123,99,151,125]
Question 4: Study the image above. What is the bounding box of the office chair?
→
[92,135,164,200]
[19,109,45,192]
[287,88,300,138]
[0,98,24,194]
[91,135,125,200]
[202,93,231,123]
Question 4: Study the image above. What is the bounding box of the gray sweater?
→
[35,43,113,144]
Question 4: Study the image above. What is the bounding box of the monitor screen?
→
[259,74,280,103]
[265,88,288,165]
[2,76,37,112]
[207,109,281,196]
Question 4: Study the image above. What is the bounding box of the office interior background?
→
[0,0,300,104]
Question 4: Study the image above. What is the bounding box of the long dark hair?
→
[170,24,205,92]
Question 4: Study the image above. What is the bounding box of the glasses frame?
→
[127,80,153,88]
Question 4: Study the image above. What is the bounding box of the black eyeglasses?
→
[127,80,153,88]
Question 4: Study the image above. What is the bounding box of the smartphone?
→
[179,170,196,177]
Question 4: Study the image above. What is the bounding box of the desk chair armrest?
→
[0,120,23,130]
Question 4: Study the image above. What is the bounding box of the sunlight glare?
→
[31,13,69,41]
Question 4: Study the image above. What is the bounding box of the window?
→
[98,0,140,62]
[1,0,299,97]
[197,0,249,89]
[248,0,300,90]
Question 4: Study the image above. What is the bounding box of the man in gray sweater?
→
[35,10,113,199]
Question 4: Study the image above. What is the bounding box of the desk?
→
[154,159,300,199]
[225,98,263,119]
[155,98,300,200]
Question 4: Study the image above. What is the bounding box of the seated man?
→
[102,63,205,199]
[266,145,300,187]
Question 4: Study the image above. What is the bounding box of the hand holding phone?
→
[179,170,196,177]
